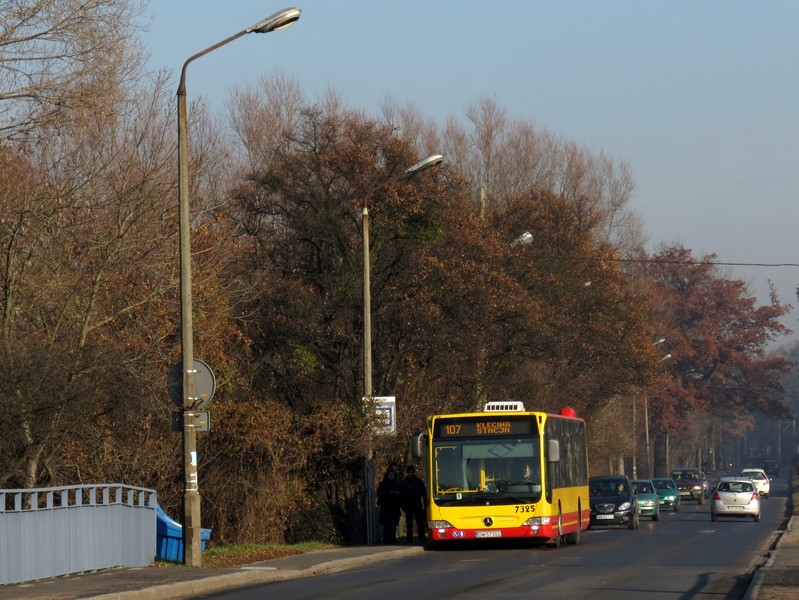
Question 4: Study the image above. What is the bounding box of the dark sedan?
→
[589,475,639,529]
[671,467,707,504]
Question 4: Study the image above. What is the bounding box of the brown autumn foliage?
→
[0,33,794,550]
[218,90,668,541]
[642,246,791,475]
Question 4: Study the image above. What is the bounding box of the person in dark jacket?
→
[376,469,402,543]
[388,461,402,482]
[399,465,427,543]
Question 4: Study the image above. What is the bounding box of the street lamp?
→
[633,339,669,480]
[362,154,443,544]
[362,154,444,405]
[511,231,534,246]
[633,342,672,480]
[176,7,301,567]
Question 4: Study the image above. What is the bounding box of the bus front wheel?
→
[551,512,563,548]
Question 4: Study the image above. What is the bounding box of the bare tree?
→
[464,95,508,193]
[379,95,441,160]
[419,95,646,254]
[0,0,146,139]
[228,70,305,174]
[0,71,187,488]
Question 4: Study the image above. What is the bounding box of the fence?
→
[0,483,156,585]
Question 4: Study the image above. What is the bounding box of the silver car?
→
[710,477,761,522]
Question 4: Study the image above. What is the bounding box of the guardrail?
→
[0,483,156,585]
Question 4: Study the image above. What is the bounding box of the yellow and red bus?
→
[411,401,590,546]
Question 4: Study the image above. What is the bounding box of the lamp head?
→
[248,7,302,33]
[406,154,444,175]
[512,231,534,246]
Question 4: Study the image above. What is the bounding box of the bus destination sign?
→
[435,417,534,438]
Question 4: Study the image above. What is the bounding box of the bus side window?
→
[547,439,560,462]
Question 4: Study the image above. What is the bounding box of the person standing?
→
[376,469,402,543]
[400,465,427,543]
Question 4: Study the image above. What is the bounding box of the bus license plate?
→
[475,530,502,538]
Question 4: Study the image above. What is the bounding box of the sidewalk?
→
[746,515,799,600]
[1,544,426,600]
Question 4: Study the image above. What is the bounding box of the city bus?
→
[411,401,589,546]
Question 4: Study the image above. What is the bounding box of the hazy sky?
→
[142,1,799,346]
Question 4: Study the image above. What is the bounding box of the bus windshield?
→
[432,435,541,506]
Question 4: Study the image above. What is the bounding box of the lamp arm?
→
[177,29,248,97]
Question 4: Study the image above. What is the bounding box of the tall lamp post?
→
[362,154,443,544]
[643,351,672,478]
[633,338,667,480]
[177,7,301,567]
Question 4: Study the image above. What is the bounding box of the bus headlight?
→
[523,516,551,526]
[428,520,454,529]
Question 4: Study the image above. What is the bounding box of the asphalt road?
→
[194,479,787,600]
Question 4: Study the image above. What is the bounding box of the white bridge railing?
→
[0,483,156,585]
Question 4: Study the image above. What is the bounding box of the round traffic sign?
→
[167,359,216,409]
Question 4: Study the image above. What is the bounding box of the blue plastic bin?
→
[155,505,211,561]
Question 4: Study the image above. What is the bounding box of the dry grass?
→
[153,542,337,569]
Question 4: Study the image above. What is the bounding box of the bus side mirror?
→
[411,430,427,459]
[547,439,560,463]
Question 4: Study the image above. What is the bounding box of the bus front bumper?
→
[428,522,554,542]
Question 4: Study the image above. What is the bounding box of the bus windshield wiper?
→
[496,492,533,504]
[435,492,495,505]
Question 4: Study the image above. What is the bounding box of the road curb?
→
[89,546,425,600]
[742,515,794,600]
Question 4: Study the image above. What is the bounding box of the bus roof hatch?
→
[483,401,526,412]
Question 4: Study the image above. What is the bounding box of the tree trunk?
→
[653,433,669,477]
[21,417,42,489]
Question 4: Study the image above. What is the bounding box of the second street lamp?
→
[362,154,443,544]
[176,7,301,568]
[644,351,672,478]
[633,338,668,480]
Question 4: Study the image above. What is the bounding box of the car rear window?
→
[741,471,765,478]
[719,481,754,493]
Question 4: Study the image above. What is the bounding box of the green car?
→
[651,477,681,512]
[632,479,660,521]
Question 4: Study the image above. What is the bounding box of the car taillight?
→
[751,493,759,502]
[713,492,721,500]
